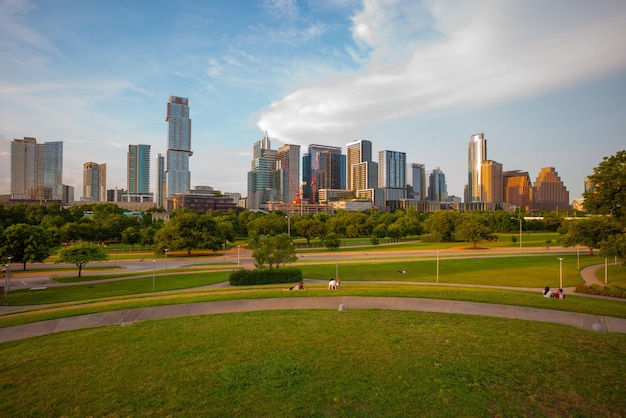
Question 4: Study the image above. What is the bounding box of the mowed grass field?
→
[1,310,625,417]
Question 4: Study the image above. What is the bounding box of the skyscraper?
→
[247,133,278,210]
[302,144,343,203]
[428,167,447,202]
[480,160,503,202]
[467,133,487,202]
[156,153,166,208]
[503,170,532,211]
[166,96,192,197]
[346,139,377,191]
[127,144,151,194]
[83,162,106,201]
[532,167,570,211]
[277,143,301,204]
[10,137,63,201]
[408,163,426,200]
[378,150,407,202]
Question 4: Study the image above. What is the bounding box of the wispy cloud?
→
[257,0,626,146]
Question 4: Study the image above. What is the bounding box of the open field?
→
[1,309,625,416]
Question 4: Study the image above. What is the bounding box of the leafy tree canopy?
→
[56,242,108,277]
[584,150,626,225]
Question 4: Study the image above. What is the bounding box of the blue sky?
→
[1,0,625,203]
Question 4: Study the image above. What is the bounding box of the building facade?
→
[277,143,301,204]
[480,160,503,202]
[467,133,487,202]
[407,163,426,200]
[10,137,63,202]
[156,153,166,208]
[302,144,343,204]
[247,133,278,210]
[532,167,570,211]
[83,162,106,201]
[503,170,532,211]
[346,139,377,191]
[128,144,151,195]
[428,167,447,202]
[166,96,192,197]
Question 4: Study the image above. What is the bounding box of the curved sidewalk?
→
[2,295,626,344]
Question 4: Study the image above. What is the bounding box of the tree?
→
[56,242,108,278]
[153,210,221,255]
[423,210,461,242]
[584,150,626,225]
[599,234,626,262]
[322,232,341,250]
[2,224,51,270]
[559,217,623,255]
[293,218,325,244]
[454,215,494,248]
[121,227,141,247]
[251,234,297,269]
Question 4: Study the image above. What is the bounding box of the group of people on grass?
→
[543,286,565,299]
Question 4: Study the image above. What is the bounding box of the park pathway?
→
[1,264,624,344]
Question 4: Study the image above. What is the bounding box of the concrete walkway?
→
[1,264,625,344]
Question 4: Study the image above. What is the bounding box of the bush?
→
[574,284,626,298]
[229,267,303,286]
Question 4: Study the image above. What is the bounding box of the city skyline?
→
[1,1,625,201]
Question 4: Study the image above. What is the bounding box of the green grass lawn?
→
[301,254,601,288]
[1,310,624,417]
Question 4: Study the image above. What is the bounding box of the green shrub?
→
[575,284,626,298]
[229,267,303,286]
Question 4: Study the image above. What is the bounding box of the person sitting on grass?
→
[552,288,565,299]
[543,286,552,297]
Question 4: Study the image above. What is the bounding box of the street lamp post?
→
[237,245,241,268]
[164,248,168,276]
[335,252,339,281]
[558,257,563,289]
[436,251,439,284]
[511,217,522,254]
[152,259,156,293]
[285,215,290,236]
[605,257,608,284]
[3,256,11,305]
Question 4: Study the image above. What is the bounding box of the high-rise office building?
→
[302,144,344,203]
[346,139,377,191]
[166,96,192,197]
[480,160,503,202]
[156,153,166,208]
[408,163,426,200]
[83,162,106,201]
[378,150,407,202]
[10,137,63,201]
[532,167,570,211]
[428,167,447,202]
[128,144,151,194]
[277,144,301,204]
[247,133,278,210]
[503,170,532,211]
[467,133,487,202]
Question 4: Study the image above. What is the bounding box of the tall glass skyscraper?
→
[467,133,487,202]
[128,144,151,194]
[10,137,63,201]
[247,133,278,210]
[302,144,344,203]
[166,96,192,197]
[156,153,166,208]
[83,162,106,201]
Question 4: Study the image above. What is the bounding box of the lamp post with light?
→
[152,259,156,293]
[558,257,563,289]
[164,248,168,276]
[237,245,241,268]
[285,215,290,236]
[436,251,439,284]
[3,256,11,305]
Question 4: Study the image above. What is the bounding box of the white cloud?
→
[257,0,626,147]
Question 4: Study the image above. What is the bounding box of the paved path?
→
[1,264,624,344]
